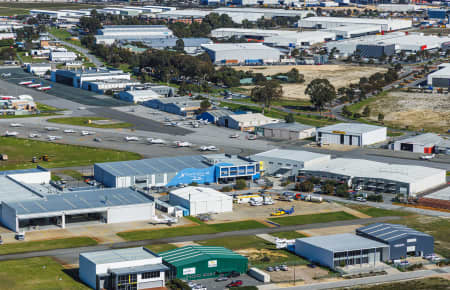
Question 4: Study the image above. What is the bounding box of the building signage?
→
[208,260,218,268]
[332,130,346,134]
[183,267,196,275]
[394,243,405,248]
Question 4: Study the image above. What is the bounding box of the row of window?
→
[141,271,160,280]
[334,249,377,258]
[267,162,298,167]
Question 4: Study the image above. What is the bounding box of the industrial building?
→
[0,94,37,115]
[376,4,420,12]
[317,123,387,147]
[95,25,173,45]
[419,186,450,211]
[26,63,52,76]
[49,51,77,63]
[393,133,450,154]
[81,79,141,94]
[51,68,131,89]
[94,154,260,188]
[295,233,390,270]
[79,247,168,290]
[214,7,313,20]
[324,25,381,40]
[357,223,434,260]
[218,113,279,131]
[160,246,248,280]
[255,122,316,140]
[427,63,450,87]
[155,9,210,23]
[201,43,281,64]
[119,88,162,103]
[249,149,331,176]
[169,186,233,216]
[197,109,233,124]
[144,97,201,116]
[299,158,446,196]
[298,17,412,31]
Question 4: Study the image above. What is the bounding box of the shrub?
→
[167,278,190,290]
[321,183,335,195]
[234,179,247,190]
[221,186,232,192]
[189,182,198,186]
[336,184,349,198]
[296,181,314,192]
[308,177,321,184]
[367,194,383,202]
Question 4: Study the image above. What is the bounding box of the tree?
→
[362,106,371,117]
[342,105,352,117]
[284,113,295,123]
[321,183,335,195]
[175,38,184,52]
[378,113,385,122]
[305,79,336,112]
[200,99,211,112]
[297,181,314,192]
[251,80,283,111]
[286,68,304,83]
[336,184,349,198]
[235,179,247,190]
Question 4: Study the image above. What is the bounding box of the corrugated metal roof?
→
[159,246,246,267]
[357,223,431,242]
[395,133,444,147]
[425,186,450,201]
[251,149,330,163]
[111,263,169,275]
[297,233,389,252]
[0,167,46,176]
[6,188,153,216]
[95,155,210,178]
[318,123,385,135]
[201,109,233,119]
[81,247,159,264]
[0,176,42,204]
[257,122,314,131]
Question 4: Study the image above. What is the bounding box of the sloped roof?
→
[159,246,247,267]
[357,223,432,243]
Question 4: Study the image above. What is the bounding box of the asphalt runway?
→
[0,67,129,107]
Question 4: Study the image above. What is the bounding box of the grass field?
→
[0,3,104,16]
[355,277,450,290]
[269,211,357,226]
[271,231,307,239]
[0,257,89,290]
[346,205,413,218]
[47,117,134,129]
[145,244,178,253]
[48,28,81,46]
[0,237,97,255]
[117,220,267,241]
[0,137,141,170]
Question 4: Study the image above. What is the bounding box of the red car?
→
[227,280,243,288]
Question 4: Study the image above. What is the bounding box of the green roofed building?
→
[159,245,248,280]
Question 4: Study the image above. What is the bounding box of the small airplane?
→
[175,141,192,147]
[45,127,59,131]
[125,136,140,141]
[200,145,218,151]
[29,133,41,138]
[10,123,24,127]
[81,131,95,136]
[147,138,165,144]
[4,131,18,137]
[420,154,435,160]
[165,122,178,127]
[1,72,11,77]
[229,133,240,139]
[271,206,295,216]
[248,135,257,140]
[36,85,52,91]
[63,129,76,133]
[47,135,62,141]
[27,83,41,88]
[19,80,33,85]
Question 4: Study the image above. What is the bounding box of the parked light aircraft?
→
[175,141,192,147]
[47,135,62,141]
[10,123,24,127]
[200,145,218,151]
[4,131,18,136]
[1,72,11,77]
[19,80,33,85]
[36,85,52,91]
[147,138,165,144]
[125,136,140,141]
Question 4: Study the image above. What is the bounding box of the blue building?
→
[197,109,232,124]
[356,223,434,260]
[427,9,447,20]
[144,97,202,116]
[94,154,260,188]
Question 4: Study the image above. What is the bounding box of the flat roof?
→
[425,186,450,201]
[300,16,410,25]
[159,246,246,267]
[251,149,330,163]
[318,123,385,135]
[201,43,280,52]
[395,133,444,147]
[357,223,431,242]
[0,176,42,204]
[227,113,279,123]
[0,167,47,176]
[6,188,153,216]
[303,158,445,184]
[170,186,232,201]
[297,233,388,252]
[257,122,314,131]
[81,247,159,265]
[111,263,169,275]
[95,155,210,178]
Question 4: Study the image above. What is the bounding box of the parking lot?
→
[187,273,263,290]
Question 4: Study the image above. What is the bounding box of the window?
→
[269,162,274,165]
[141,271,160,279]
[118,275,129,284]
[278,163,282,165]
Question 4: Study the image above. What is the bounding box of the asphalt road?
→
[0,216,398,264]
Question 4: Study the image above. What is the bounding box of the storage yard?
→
[236,65,387,99]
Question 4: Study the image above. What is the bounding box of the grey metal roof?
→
[257,122,314,131]
[250,149,329,163]
[202,109,233,119]
[357,223,432,242]
[395,133,444,147]
[0,167,46,176]
[81,247,159,265]
[425,186,450,201]
[318,123,385,135]
[6,188,153,216]
[0,176,42,204]
[111,263,169,275]
[297,233,389,252]
[95,155,210,178]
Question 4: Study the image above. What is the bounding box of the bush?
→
[189,182,198,186]
[296,181,314,192]
[308,177,321,184]
[321,183,335,195]
[367,194,383,202]
[234,179,247,190]
[220,186,232,192]
[336,184,349,198]
[167,278,190,290]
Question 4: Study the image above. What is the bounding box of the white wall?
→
[409,170,446,196]
[1,203,18,232]
[361,127,387,146]
[8,171,51,184]
[95,256,162,275]
[107,203,154,224]
[79,255,97,289]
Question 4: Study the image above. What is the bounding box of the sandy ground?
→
[267,265,329,283]
[362,91,450,132]
[298,224,364,237]
[236,65,387,100]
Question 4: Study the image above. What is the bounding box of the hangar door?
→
[192,200,208,215]
[139,280,163,289]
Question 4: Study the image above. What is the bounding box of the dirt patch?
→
[236,248,289,261]
[236,65,386,100]
[298,224,364,237]
[268,265,329,283]
[363,91,450,133]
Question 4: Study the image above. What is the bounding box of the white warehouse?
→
[298,17,412,31]
[317,123,387,147]
[169,186,233,216]
[201,43,281,64]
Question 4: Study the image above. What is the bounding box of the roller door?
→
[280,130,290,139]
[344,135,351,145]
[352,136,360,146]
[138,280,163,289]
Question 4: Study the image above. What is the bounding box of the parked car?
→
[215,276,228,282]
[227,271,240,278]
[274,266,280,271]
[266,266,274,272]
[280,264,288,271]
[227,280,243,288]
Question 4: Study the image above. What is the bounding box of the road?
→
[0,216,398,264]
[264,267,450,290]
[48,32,104,67]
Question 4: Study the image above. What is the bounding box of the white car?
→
[63,129,76,133]
[10,123,24,127]
[81,131,95,136]
[47,135,62,141]
[147,138,165,144]
[45,127,59,131]
[29,133,41,138]
[125,136,140,141]
[420,154,435,160]
[200,145,218,151]
[175,141,192,147]
[4,131,18,137]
